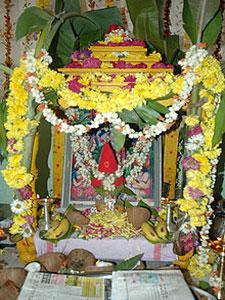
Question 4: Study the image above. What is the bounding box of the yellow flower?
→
[13,215,27,226]
[184,115,199,126]
[171,76,184,94]
[192,153,211,173]
[8,154,23,167]
[9,223,21,235]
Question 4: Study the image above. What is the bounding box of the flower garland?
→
[177,53,225,282]
[70,133,151,192]
[24,49,188,140]
[2,60,39,238]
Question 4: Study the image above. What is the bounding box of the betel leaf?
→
[111,128,126,152]
[16,6,52,40]
[119,109,145,128]
[183,0,220,44]
[202,9,222,49]
[135,106,159,125]
[147,100,169,114]
[212,90,225,147]
[114,253,144,271]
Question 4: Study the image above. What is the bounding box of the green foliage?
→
[127,0,165,53]
[213,90,225,147]
[16,6,52,40]
[135,106,159,125]
[119,109,145,128]
[183,0,221,44]
[202,10,222,48]
[146,100,169,114]
[111,128,126,152]
[114,253,143,271]
[137,200,159,217]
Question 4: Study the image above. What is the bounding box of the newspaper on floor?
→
[111,269,195,300]
[18,271,112,300]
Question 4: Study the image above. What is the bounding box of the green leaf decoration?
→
[202,10,222,48]
[120,186,135,196]
[126,0,165,54]
[119,109,145,128]
[135,106,158,125]
[16,6,52,40]
[114,253,144,271]
[198,281,210,290]
[111,128,126,152]
[63,0,80,13]
[147,100,169,114]
[54,0,64,14]
[124,200,133,208]
[212,90,225,147]
[164,35,180,64]
[50,7,122,67]
[35,17,56,55]
[183,0,220,44]
[137,200,159,217]
[50,19,79,67]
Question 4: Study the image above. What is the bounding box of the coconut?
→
[0,268,27,288]
[36,252,67,273]
[67,249,96,271]
[126,206,150,229]
[0,280,19,300]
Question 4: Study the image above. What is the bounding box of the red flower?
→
[91,177,103,187]
[108,24,123,32]
[114,176,125,187]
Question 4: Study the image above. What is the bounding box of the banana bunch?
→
[141,219,169,244]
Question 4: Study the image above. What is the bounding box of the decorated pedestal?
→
[34,233,176,262]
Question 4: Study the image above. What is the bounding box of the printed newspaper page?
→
[111,270,195,300]
[18,272,111,300]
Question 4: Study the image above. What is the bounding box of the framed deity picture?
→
[61,133,162,209]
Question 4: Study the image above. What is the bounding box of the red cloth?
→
[98,142,118,173]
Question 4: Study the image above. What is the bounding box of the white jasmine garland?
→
[70,133,152,192]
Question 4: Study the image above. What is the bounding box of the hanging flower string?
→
[177,52,225,282]
[2,60,39,238]
[70,134,151,192]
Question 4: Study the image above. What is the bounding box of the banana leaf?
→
[212,90,225,147]
[50,7,122,67]
[202,9,222,49]
[126,0,165,53]
[16,6,52,40]
[183,0,220,44]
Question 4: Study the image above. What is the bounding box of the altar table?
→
[34,232,177,262]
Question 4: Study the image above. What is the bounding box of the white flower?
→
[10,199,25,214]
[22,225,33,238]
